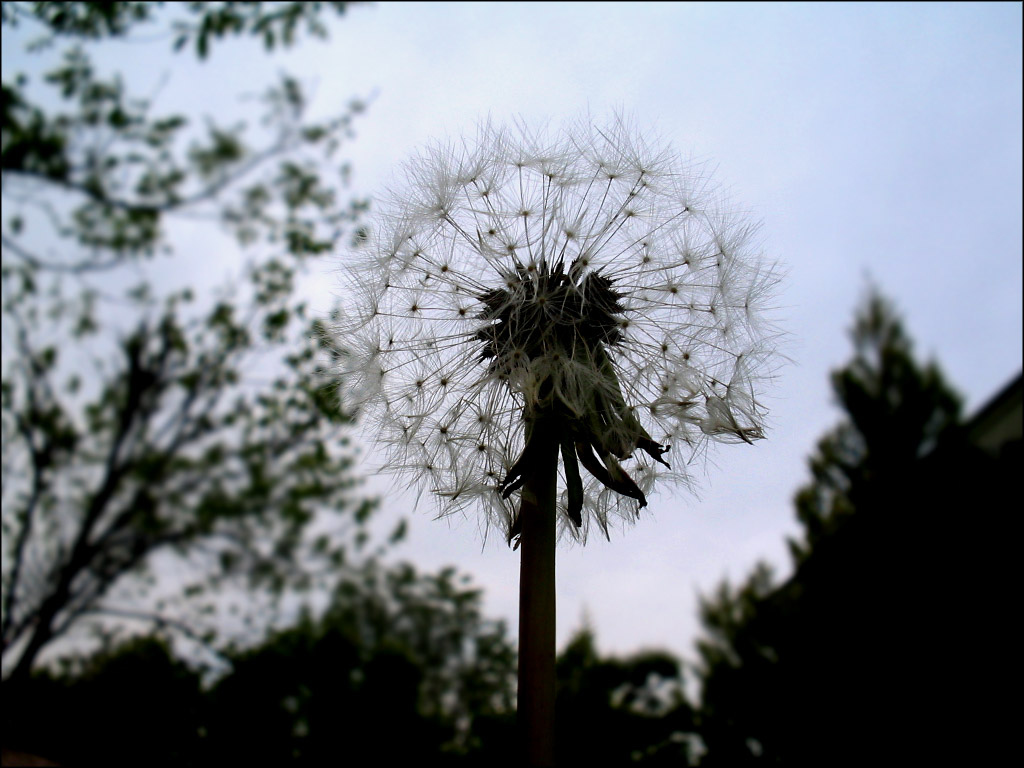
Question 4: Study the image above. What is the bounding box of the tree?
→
[694,289,1015,765]
[4,635,206,766]
[8,576,711,767]
[789,290,961,564]
[3,560,517,767]
[1,2,384,684]
[204,561,517,765]
[554,626,697,765]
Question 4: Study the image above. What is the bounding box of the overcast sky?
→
[4,2,1021,676]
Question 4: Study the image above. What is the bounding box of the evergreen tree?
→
[695,290,1015,765]
[791,291,961,564]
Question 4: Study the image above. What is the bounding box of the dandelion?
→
[337,115,781,764]
[340,115,780,544]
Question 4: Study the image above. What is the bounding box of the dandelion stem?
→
[517,416,558,767]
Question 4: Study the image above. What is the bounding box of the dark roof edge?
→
[968,371,1023,429]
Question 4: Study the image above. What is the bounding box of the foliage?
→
[4,560,517,767]
[4,635,206,766]
[790,291,961,564]
[5,578,713,767]
[693,289,1016,765]
[206,561,517,764]
[1,2,353,57]
[1,1,379,683]
[555,626,697,765]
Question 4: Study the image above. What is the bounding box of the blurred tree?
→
[4,561,517,767]
[1,1,383,685]
[7,576,713,766]
[205,561,517,765]
[5,635,206,766]
[693,289,1016,765]
[554,626,698,766]
[9,557,732,766]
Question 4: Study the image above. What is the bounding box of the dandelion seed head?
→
[338,115,782,543]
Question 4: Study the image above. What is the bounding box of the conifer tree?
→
[694,289,1013,765]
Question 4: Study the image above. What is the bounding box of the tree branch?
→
[77,606,231,665]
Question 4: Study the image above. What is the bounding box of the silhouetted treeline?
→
[3,561,517,766]
[4,292,1019,766]
[3,563,696,766]
[694,291,1020,766]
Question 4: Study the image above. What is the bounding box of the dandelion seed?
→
[338,115,782,544]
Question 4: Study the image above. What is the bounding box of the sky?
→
[3,2,1022,678]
